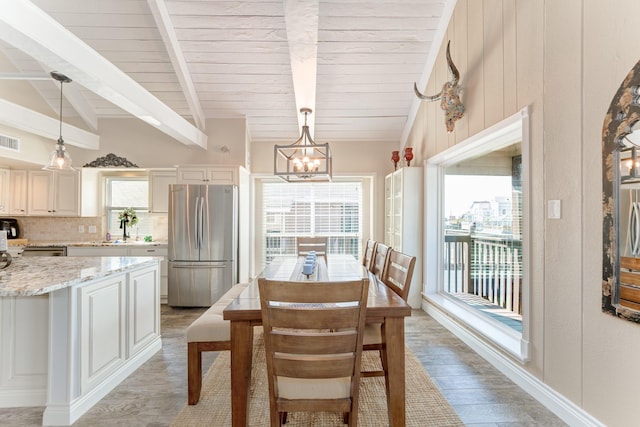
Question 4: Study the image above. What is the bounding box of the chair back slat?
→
[264,281,363,303]
[382,250,416,301]
[271,331,358,355]
[297,237,328,258]
[274,356,356,379]
[268,306,362,330]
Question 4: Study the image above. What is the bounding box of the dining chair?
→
[258,278,369,427]
[370,242,391,279]
[362,239,377,271]
[296,236,328,259]
[362,250,416,379]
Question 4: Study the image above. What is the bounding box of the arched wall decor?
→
[602,59,640,322]
[83,153,138,168]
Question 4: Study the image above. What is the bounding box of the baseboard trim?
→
[0,389,46,407]
[423,302,604,427]
[42,338,162,426]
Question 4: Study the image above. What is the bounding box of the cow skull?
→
[414,41,465,132]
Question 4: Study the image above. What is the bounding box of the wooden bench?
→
[186,282,249,405]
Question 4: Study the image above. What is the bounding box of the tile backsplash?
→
[15,215,168,242]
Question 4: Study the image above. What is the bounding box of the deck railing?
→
[444,233,522,314]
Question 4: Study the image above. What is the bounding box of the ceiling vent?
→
[0,134,20,152]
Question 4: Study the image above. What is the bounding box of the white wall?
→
[71,117,249,169]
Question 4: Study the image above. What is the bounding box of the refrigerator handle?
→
[194,196,201,249]
[199,195,205,250]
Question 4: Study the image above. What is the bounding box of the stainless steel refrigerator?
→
[168,184,237,307]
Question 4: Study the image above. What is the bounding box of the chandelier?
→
[274,108,332,182]
[43,71,74,172]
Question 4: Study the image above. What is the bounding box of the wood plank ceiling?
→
[0,0,452,149]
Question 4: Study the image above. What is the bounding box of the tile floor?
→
[0,307,567,426]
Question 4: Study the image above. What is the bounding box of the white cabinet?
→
[176,165,239,185]
[0,295,49,404]
[67,245,170,304]
[27,170,79,216]
[0,261,160,422]
[79,167,101,217]
[126,265,161,356]
[384,167,423,308]
[79,266,160,393]
[129,246,169,305]
[79,273,127,393]
[148,169,176,213]
[48,261,161,424]
[8,170,27,215]
[0,168,8,214]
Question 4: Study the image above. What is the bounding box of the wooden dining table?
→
[223,255,412,426]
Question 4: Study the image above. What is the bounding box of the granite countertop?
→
[0,256,162,296]
[19,240,168,248]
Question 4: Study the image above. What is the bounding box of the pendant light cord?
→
[58,79,63,141]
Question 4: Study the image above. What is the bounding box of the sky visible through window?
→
[444,175,512,218]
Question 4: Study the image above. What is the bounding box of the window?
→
[261,181,362,266]
[105,177,152,239]
[425,107,530,362]
[443,154,523,332]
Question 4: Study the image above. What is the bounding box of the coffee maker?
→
[0,218,19,239]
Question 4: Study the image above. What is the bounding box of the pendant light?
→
[43,71,74,172]
[274,108,332,182]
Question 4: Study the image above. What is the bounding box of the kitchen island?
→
[9,240,171,304]
[0,255,162,426]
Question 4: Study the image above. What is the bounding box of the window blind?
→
[262,181,362,264]
[106,178,152,238]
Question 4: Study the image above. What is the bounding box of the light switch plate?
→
[78,225,85,233]
[88,225,97,234]
[548,200,561,219]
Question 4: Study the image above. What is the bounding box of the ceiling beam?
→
[147,0,206,131]
[284,0,319,135]
[0,0,207,149]
[0,98,99,150]
[0,72,49,80]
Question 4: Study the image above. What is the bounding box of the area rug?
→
[171,330,463,426]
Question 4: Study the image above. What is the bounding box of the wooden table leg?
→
[382,317,406,427]
[230,320,254,427]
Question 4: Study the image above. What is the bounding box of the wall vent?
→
[0,134,20,152]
